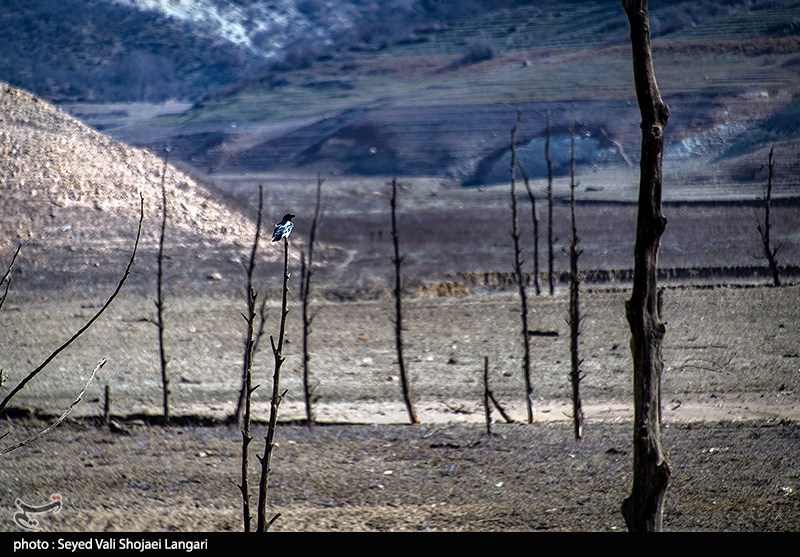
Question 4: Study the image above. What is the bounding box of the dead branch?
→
[235,185,265,428]
[517,162,541,296]
[0,195,144,416]
[756,147,781,286]
[0,243,21,312]
[1,358,106,456]
[488,392,514,423]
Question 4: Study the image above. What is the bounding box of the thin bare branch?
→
[0,243,22,312]
[1,359,107,456]
[0,195,144,416]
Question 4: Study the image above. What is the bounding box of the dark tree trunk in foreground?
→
[621,0,672,532]
[509,111,534,424]
[757,147,781,287]
[390,178,419,425]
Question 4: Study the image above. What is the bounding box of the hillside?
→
[55,0,800,192]
[0,82,292,295]
[1,1,797,190]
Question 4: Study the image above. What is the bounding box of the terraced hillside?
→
[84,0,800,197]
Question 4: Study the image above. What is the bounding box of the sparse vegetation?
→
[518,161,541,296]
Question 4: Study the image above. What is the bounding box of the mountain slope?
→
[0,82,287,294]
[99,0,800,192]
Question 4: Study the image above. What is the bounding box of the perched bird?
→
[271,213,295,242]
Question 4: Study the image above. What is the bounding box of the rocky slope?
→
[0,82,290,294]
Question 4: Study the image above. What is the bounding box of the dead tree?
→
[238,185,265,532]
[483,356,492,436]
[1,196,144,455]
[545,111,556,296]
[234,186,268,428]
[621,0,673,532]
[757,147,781,286]
[390,177,419,425]
[256,233,292,532]
[300,174,325,425]
[155,150,170,424]
[567,109,585,441]
[482,355,514,437]
[510,111,535,424]
[518,162,541,296]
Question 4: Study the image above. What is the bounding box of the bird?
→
[271,213,295,242]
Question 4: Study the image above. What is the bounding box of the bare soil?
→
[1,285,798,533]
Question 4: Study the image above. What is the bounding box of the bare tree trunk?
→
[621,0,672,532]
[510,111,535,424]
[757,147,781,287]
[300,174,325,425]
[235,186,265,428]
[238,186,264,532]
[390,178,419,425]
[156,151,170,424]
[518,162,541,296]
[256,236,290,532]
[482,356,491,436]
[545,111,555,296]
[567,109,585,441]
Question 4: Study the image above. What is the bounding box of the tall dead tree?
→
[300,174,325,425]
[509,111,535,424]
[256,232,292,532]
[238,185,265,532]
[155,150,170,424]
[567,109,585,441]
[518,162,541,296]
[757,147,781,286]
[390,177,419,425]
[545,111,555,296]
[234,186,268,428]
[621,0,672,532]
